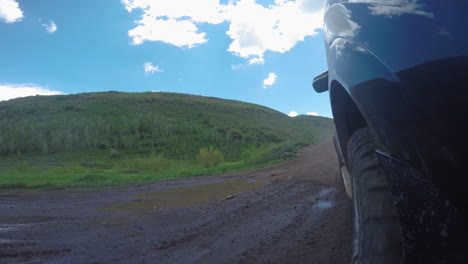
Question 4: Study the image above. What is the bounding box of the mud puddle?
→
[317,201,333,209]
[102,178,268,211]
[308,188,336,209]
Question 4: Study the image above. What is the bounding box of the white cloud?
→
[144,62,163,75]
[0,84,64,101]
[0,0,23,23]
[324,3,360,38]
[123,0,224,47]
[263,72,277,88]
[122,0,325,62]
[248,57,265,65]
[224,0,324,62]
[231,64,244,71]
[288,111,319,117]
[349,0,433,18]
[122,0,224,24]
[129,18,207,47]
[42,20,57,34]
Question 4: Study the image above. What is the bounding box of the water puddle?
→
[317,201,333,209]
[308,187,336,210]
[102,178,267,211]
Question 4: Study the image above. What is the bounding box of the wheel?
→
[334,131,352,198]
[347,128,403,264]
[333,130,344,169]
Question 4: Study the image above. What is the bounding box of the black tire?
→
[347,128,403,264]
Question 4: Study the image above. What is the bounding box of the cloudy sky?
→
[0,0,330,117]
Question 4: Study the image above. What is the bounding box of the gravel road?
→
[0,140,353,264]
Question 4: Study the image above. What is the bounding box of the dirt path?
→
[0,141,353,264]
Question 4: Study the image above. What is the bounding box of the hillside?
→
[0,92,332,159]
[0,92,333,187]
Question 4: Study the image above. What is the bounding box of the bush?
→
[242,145,274,164]
[197,147,224,167]
[280,152,295,159]
[243,140,308,164]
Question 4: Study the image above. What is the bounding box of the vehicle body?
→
[314,0,468,262]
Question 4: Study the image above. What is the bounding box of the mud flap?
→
[376,150,468,263]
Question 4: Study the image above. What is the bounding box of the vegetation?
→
[0,92,333,188]
[197,148,224,167]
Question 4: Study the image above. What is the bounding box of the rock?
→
[225,195,234,200]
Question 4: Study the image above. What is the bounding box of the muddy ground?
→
[0,141,353,264]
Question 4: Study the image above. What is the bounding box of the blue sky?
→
[0,0,331,117]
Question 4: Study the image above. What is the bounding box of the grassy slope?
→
[0,92,333,188]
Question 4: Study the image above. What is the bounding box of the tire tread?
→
[348,128,403,264]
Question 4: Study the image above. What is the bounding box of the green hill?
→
[0,92,333,188]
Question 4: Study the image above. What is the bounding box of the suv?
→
[314,1,468,263]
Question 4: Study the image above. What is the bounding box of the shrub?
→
[197,147,224,167]
[243,140,306,164]
[242,145,274,164]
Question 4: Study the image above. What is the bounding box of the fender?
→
[323,1,468,220]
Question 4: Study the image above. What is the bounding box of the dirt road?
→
[0,141,353,264]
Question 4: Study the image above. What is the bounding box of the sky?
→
[0,0,331,117]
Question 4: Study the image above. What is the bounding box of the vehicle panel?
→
[323,0,468,221]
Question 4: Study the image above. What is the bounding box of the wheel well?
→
[330,80,367,166]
